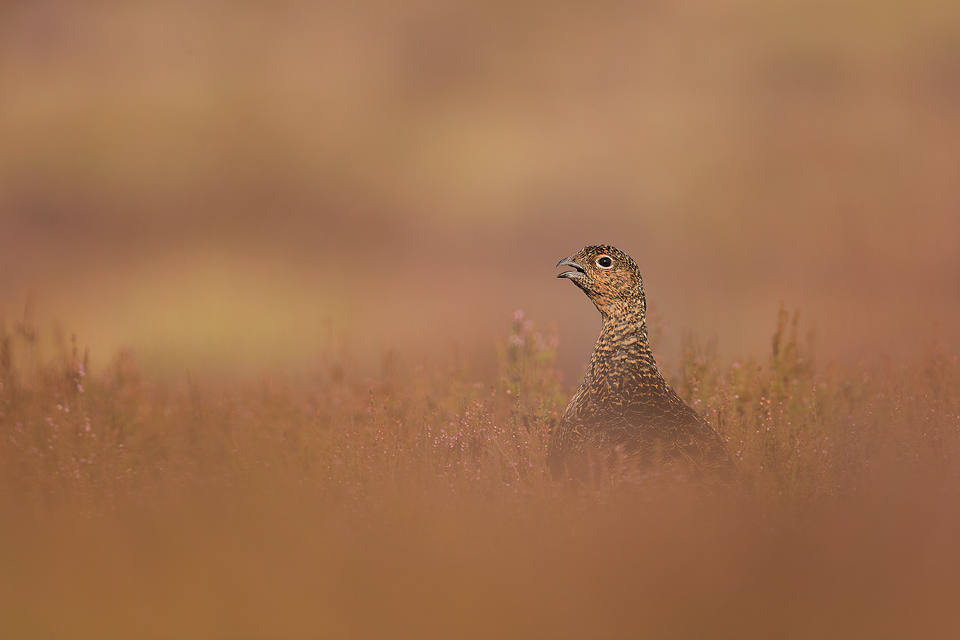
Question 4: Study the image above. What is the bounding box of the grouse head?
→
[556,245,645,320]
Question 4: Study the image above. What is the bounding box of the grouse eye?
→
[596,255,614,269]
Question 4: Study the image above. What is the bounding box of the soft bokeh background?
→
[2,0,959,378]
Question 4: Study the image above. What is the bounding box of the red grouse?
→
[550,244,733,480]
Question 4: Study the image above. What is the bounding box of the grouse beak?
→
[556,257,586,279]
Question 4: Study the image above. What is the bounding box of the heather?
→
[2,308,958,639]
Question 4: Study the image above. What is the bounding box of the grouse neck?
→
[595,303,657,369]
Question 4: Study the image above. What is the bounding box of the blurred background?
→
[1,0,959,380]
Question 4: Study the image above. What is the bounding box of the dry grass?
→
[1,307,959,639]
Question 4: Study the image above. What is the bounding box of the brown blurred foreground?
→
[1,313,959,639]
[5,471,960,639]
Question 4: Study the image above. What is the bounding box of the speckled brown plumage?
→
[550,245,733,480]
